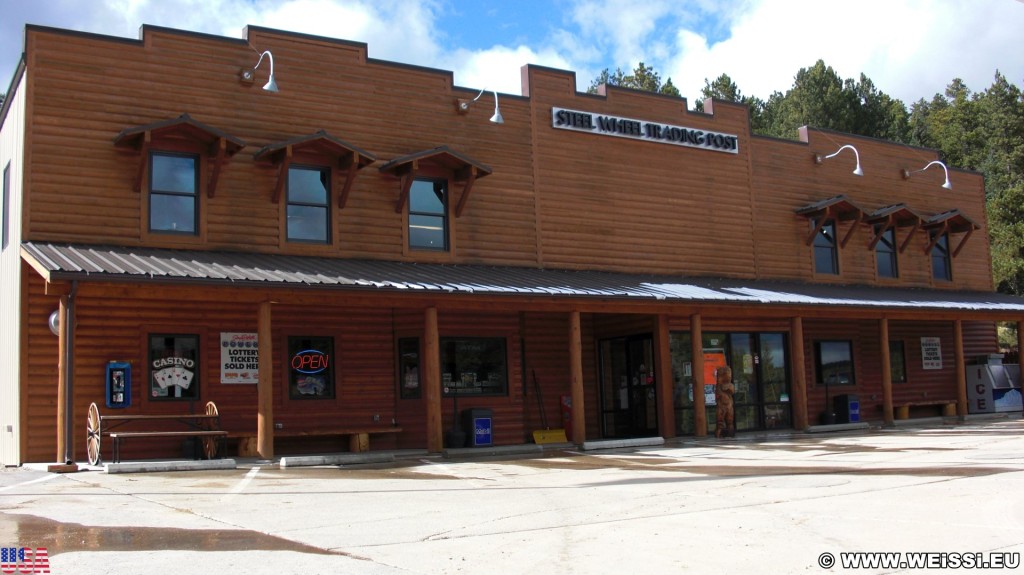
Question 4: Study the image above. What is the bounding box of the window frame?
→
[812,218,839,275]
[148,151,200,236]
[875,226,899,279]
[931,232,952,281]
[148,333,201,401]
[286,164,332,244]
[408,177,450,252]
[814,340,855,387]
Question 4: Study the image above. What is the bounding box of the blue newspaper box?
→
[462,408,493,447]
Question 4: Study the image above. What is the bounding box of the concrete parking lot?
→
[2,416,1023,574]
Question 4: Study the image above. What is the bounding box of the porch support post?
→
[790,316,808,430]
[879,318,894,425]
[691,313,706,436]
[954,319,967,419]
[1018,320,1024,369]
[424,307,443,452]
[257,301,274,459]
[654,314,675,438]
[56,295,69,463]
[569,310,586,445]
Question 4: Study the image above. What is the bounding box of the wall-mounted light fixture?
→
[814,144,863,176]
[455,88,503,124]
[902,160,952,190]
[239,50,278,93]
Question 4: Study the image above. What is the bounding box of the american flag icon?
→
[0,547,49,574]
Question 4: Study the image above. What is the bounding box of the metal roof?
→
[20,242,1024,313]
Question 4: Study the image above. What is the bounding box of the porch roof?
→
[20,241,1024,314]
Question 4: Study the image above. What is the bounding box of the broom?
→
[531,370,568,444]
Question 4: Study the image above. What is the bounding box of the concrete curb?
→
[581,437,665,451]
[105,459,237,474]
[279,452,396,468]
[443,444,543,459]
[805,422,872,434]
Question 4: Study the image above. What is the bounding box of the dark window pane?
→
[409,214,446,250]
[816,340,854,386]
[813,221,838,274]
[287,205,329,242]
[932,234,951,281]
[889,341,907,383]
[150,194,196,233]
[288,168,329,205]
[409,179,446,214]
[440,337,507,396]
[151,155,196,194]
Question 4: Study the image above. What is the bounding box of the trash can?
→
[833,394,860,423]
[462,408,493,447]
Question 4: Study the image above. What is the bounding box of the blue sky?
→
[2,0,1023,108]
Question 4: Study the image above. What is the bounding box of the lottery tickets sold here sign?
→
[222,332,259,384]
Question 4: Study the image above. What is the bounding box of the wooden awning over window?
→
[865,203,925,253]
[114,113,246,197]
[922,209,980,257]
[378,146,493,217]
[795,194,865,248]
[254,130,377,206]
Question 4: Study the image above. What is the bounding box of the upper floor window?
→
[409,178,448,251]
[875,227,898,279]
[813,219,838,275]
[149,152,198,234]
[931,232,952,281]
[287,166,331,243]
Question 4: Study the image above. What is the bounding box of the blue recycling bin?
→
[834,394,860,423]
[462,408,493,447]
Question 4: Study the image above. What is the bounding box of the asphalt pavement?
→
[2,415,1023,574]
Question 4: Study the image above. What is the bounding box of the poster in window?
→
[149,334,199,400]
[921,337,943,370]
[221,332,259,384]
[703,349,727,405]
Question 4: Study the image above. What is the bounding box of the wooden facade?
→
[1,24,1022,465]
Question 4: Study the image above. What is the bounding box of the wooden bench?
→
[894,400,958,420]
[86,401,226,465]
[234,426,403,457]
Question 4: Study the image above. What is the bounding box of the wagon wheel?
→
[202,401,219,459]
[86,402,102,465]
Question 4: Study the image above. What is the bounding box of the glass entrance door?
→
[599,335,658,438]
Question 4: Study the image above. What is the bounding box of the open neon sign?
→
[291,349,329,374]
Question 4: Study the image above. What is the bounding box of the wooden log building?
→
[2,23,1023,465]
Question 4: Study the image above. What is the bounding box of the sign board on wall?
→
[551,107,740,154]
[921,337,943,370]
[221,332,259,384]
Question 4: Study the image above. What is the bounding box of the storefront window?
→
[288,336,335,399]
[398,337,421,399]
[815,340,855,386]
[149,334,200,400]
[440,337,506,396]
[889,340,907,383]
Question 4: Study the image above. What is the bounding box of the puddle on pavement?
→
[1,513,358,558]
